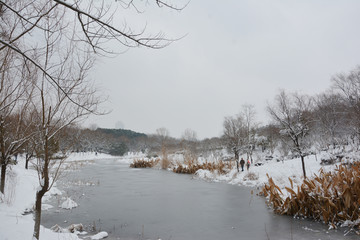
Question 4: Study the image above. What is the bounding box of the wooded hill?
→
[74,128,148,156]
[97,128,147,139]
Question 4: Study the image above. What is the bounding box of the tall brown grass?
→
[160,146,172,169]
[183,152,198,167]
[173,160,228,175]
[161,156,171,169]
[261,162,360,229]
[130,158,160,168]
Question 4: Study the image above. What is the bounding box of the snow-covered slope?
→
[0,152,116,240]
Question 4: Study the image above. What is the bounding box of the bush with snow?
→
[51,223,84,233]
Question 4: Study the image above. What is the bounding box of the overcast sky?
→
[85,0,360,139]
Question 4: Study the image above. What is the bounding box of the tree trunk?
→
[234,150,239,161]
[33,190,45,240]
[25,154,30,170]
[301,156,306,179]
[0,163,6,194]
[33,132,50,239]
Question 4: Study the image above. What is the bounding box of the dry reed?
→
[173,161,228,175]
[130,158,160,168]
[261,162,360,230]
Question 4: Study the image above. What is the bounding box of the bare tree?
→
[0,0,185,93]
[181,128,198,164]
[313,92,348,150]
[181,128,197,151]
[267,90,314,179]
[332,66,360,148]
[242,104,258,163]
[27,11,103,239]
[0,2,185,237]
[0,49,35,194]
[257,124,281,155]
[156,127,170,168]
[156,126,170,141]
[222,114,247,161]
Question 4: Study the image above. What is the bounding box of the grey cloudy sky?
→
[86,0,360,139]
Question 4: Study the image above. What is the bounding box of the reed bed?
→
[173,161,228,175]
[261,162,360,230]
[130,158,160,168]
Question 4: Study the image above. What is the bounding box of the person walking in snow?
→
[246,159,250,171]
[240,158,245,172]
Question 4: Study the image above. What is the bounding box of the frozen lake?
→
[42,159,358,240]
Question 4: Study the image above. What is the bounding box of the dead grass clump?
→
[183,152,198,167]
[173,164,199,174]
[243,172,259,181]
[226,160,234,169]
[130,158,159,168]
[173,161,228,175]
[261,162,360,230]
[161,156,171,169]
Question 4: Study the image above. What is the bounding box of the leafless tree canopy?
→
[313,92,348,149]
[267,90,314,178]
[332,65,360,138]
[222,114,247,160]
[0,0,185,112]
[0,48,35,193]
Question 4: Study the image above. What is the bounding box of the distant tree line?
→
[71,127,148,156]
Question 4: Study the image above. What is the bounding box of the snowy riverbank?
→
[0,150,355,239]
[194,153,341,191]
[0,152,118,240]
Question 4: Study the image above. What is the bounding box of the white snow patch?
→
[302,226,320,233]
[0,156,82,239]
[91,231,108,239]
[66,152,118,162]
[42,204,54,211]
[60,198,78,209]
[195,169,215,180]
[48,186,63,196]
[51,223,84,234]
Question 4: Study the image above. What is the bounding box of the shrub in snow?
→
[67,223,83,233]
[261,163,360,230]
[60,197,78,209]
[320,152,341,165]
[51,223,83,233]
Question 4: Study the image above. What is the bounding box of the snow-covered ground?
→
[194,153,340,191]
[0,152,117,240]
[0,150,354,239]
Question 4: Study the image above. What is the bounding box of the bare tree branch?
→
[0,39,98,113]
